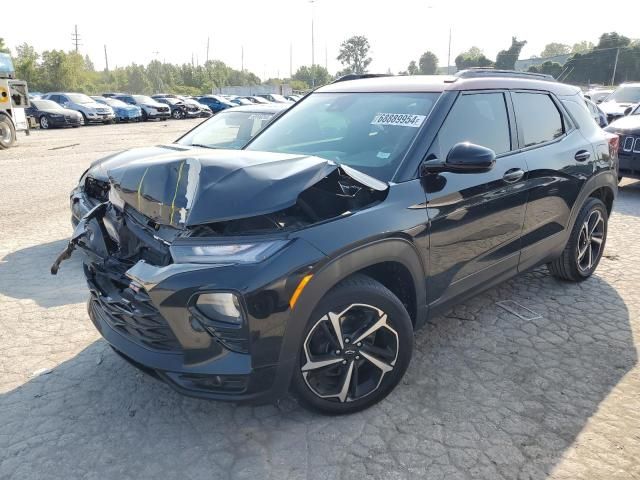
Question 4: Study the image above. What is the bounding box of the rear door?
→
[510,91,594,271]
[426,91,529,307]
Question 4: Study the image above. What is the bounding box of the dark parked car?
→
[55,71,618,414]
[605,104,640,180]
[229,97,253,106]
[196,95,236,112]
[25,99,82,129]
[113,94,170,121]
[152,97,192,119]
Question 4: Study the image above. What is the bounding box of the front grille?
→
[157,106,169,112]
[88,271,181,352]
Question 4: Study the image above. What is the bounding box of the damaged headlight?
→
[170,240,288,264]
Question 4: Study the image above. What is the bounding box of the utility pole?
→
[241,46,244,71]
[290,43,293,78]
[71,25,81,53]
[206,37,210,64]
[310,0,316,87]
[611,47,620,86]
[325,44,328,71]
[447,28,452,74]
[104,45,109,72]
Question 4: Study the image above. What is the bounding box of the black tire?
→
[0,115,16,149]
[548,197,608,282]
[39,115,50,130]
[291,274,413,414]
[141,110,148,122]
[171,109,182,120]
[80,112,88,125]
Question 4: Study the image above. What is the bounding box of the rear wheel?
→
[548,197,608,281]
[292,274,413,414]
[0,115,16,149]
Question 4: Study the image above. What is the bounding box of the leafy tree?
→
[598,32,630,49]
[540,43,570,58]
[0,38,10,54]
[571,41,595,54]
[406,60,418,75]
[292,65,331,88]
[14,43,39,85]
[495,37,527,70]
[527,61,563,78]
[455,47,494,70]
[418,51,438,74]
[337,35,372,75]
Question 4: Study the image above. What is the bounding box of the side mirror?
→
[422,142,496,175]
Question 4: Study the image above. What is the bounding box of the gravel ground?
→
[1,121,639,480]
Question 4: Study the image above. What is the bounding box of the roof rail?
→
[331,73,393,84]
[455,68,557,82]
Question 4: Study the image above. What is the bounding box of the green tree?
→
[455,47,494,69]
[540,43,570,58]
[337,35,372,75]
[527,61,563,78]
[14,43,39,85]
[407,60,418,75]
[598,32,630,49]
[495,37,527,70]
[0,38,10,54]
[292,65,331,88]
[571,41,595,54]
[418,51,438,74]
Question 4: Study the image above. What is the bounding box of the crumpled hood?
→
[606,114,640,133]
[105,148,350,228]
[600,101,637,116]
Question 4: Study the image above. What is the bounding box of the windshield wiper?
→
[189,143,217,149]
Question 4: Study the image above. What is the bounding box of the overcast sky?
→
[4,0,638,78]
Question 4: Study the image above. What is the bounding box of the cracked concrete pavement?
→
[1,121,639,479]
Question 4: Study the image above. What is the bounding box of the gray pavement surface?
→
[1,121,639,480]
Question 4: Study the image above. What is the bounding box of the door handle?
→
[503,168,525,183]
[575,150,591,162]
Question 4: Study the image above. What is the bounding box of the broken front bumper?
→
[55,201,325,403]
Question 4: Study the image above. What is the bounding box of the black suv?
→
[54,70,618,414]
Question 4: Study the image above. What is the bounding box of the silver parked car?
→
[41,92,115,125]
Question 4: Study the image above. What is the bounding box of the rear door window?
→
[433,92,512,158]
[512,92,564,147]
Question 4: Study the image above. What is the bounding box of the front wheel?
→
[0,115,16,149]
[548,197,608,281]
[172,109,183,120]
[291,274,413,414]
[39,116,50,129]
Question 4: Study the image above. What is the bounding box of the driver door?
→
[425,91,530,308]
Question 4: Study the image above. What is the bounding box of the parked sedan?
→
[286,95,302,102]
[153,97,192,119]
[179,97,213,118]
[25,99,82,129]
[584,88,614,104]
[113,94,171,121]
[257,93,293,103]
[41,92,115,124]
[599,83,640,123]
[195,95,235,113]
[92,96,142,122]
[242,95,270,104]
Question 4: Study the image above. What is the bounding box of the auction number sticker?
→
[371,113,426,128]
[248,114,272,121]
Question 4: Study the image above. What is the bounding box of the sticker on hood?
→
[371,113,426,128]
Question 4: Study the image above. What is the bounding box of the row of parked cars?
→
[25,91,300,129]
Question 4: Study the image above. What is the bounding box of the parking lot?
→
[1,121,639,479]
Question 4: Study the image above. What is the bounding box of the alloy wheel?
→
[577,209,605,273]
[40,116,49,129]
[301,303,399,403]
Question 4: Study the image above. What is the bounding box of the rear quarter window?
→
[512,92,564,147]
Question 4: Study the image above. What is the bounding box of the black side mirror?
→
[422,142,496,175]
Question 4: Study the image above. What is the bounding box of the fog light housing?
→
[196,292,243,325]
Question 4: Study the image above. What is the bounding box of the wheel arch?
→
[568,170,617,231]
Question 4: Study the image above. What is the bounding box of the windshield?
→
[608,86,640,104]
[177,110,275,149]
[67,93,95,104]
[33,99,63,110]
[246,92,440,181]
[104,98,128,107]
[133,95,155,104]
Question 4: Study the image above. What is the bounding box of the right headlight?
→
[170,240,288,265]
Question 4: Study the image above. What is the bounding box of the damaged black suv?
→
[55,70,618,414]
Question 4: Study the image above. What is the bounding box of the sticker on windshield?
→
[371,113,426,128]
[248,114,272,121]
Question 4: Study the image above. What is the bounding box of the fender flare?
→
[567,170,617,234]
[271,237,427,397]
[0,111,14,126]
